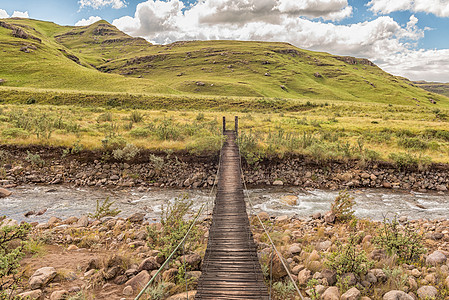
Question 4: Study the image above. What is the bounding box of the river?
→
[1,185,448,223]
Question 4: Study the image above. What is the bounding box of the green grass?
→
[0,102,448,164]
[0,18,448,107]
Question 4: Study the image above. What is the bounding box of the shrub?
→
[1,127,29,138]
[146,195,201,259]
[272,280,295,300]
[130,111,144,123]
[155,118,182,141]
[112,144,140,161]
[373,216,426,263]
[398,137,428,150]
[149,154,164,171]
[97,112,113,123]
[187,135,222,154]
[129,127,151,138]
[195,112,205,121]
[388,152,432,170]
[101,135,126,151]
[331,190,355,222]
[88,197,121,220]
[1,222,31,298]
[325,234,373,277]
[26,151,45,167]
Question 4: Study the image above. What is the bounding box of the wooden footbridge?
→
[136,117,301,300]
[195,118,269,299]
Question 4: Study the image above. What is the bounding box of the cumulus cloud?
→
[378,49,449,82]
[368,0,449,17]
[79,0,126,10]
[75,16,102,26]
[111,0,449,82]
[0,9,9,19]
[11,11,29,18]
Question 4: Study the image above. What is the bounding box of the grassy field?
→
[1,100,448,165]
[414,81,449,98]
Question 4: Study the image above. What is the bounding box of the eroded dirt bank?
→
[1,145,448,193]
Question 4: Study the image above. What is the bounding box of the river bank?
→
[1,145,448,193]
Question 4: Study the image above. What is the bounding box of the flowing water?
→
[1,185,448,223]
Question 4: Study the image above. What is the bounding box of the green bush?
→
[388,152,432,170]
[1,222,31,298]
[88,197,121,220]
[101,135,127,151]
[112,144,140,161]
[373,216,426,263]
[130,111,144,123]
[1,128,30,138]
[272,280,296,300]
[325,234,373,277]
[155,118,182,141]
[129,127,152,138]
[26,151,45,167]
[187,134,222,154]
[331,190,355,222]
[146,195,201,259]
[397,137,428,150]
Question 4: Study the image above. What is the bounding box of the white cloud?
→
[378,49,449,82]
[11,11,29,18]
[368,0,449,17]
[79,0,126,10]
[111,0,449,82]
[75,16,102,26]
[0,9,9,19]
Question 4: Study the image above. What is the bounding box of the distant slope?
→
[414,81,449,98]
[0,18,448,107]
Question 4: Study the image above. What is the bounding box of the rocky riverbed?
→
[1,210,448,300]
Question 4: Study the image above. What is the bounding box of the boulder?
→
[125,270,150,290]
[0,188,12,198]
[50,290,68,300]
[76,215,89,227]
[445,275,449,289]
[371,269,387,282]
[324,211,335,223]
[127,213,145,223]
[417,286,438,299]
[162,268,179,282]
[341,287,361,300]
[297,269,312,286]
[17,290,43,300]
[383,290,414,300]
[426,251,447,266]
[167,290,197,300]
[123,285,134,296]
[29,267,57,289]
[138,257,160,272]
[273,180,284,186]
[179,253,202,270]
[321,286,340,300]
[280,195,296,205]
[288,244,302,255]
[271,255,288,280]
[321,269,337,286]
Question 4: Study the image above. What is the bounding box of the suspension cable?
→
[134,134,223,300]
[237,137,306,300]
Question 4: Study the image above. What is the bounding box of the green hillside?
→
[0,18,448,107]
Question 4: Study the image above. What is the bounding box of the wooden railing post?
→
[223,116,226,133]
[235,116,238,137]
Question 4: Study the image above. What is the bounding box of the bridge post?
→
[235,116,238,137]
[223,117,226,133]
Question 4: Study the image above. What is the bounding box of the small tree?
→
[88,198,121,220]
[331,190,355,222]
[373,215,426,263]
[1,223,31,299]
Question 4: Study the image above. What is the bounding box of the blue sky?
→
[1,0,449,82]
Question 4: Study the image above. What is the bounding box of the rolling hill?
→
[0,18,448,107]
[414,81,449,98]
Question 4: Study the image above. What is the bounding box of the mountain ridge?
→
[0,18,448,107]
